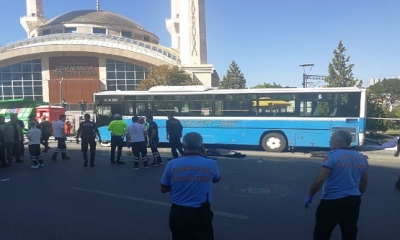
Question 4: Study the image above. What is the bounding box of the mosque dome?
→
[42,10,144,29]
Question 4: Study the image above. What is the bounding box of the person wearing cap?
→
[3,114,23,164]
[166,113,184,158]
[108,114,128,164]
[76,113,102,167]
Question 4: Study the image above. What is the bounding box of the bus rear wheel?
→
[261,133,287,152]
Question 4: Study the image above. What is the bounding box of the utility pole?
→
[59,77,63,106]
[299,63,326,88]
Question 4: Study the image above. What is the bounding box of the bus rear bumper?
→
[100,141,111,147]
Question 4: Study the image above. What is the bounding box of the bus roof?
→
[94,86,365,96]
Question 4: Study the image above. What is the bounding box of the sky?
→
[0,0,399,88]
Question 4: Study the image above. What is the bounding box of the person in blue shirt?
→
[304,130,369,240]
[160,132,221,240]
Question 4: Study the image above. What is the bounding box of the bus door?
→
[331,92,362,146]
[296,93,337,147]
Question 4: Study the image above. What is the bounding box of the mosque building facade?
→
[0,0,218,111]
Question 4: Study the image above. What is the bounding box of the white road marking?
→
[70,187,249,220]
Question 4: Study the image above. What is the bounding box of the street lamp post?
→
[59,77,63,106]
[299,63,314,88]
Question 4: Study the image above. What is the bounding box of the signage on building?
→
[49,57,99,80]
[48,56,100,105]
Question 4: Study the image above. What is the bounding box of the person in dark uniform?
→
[146,115,162,166]
[3,114,23,164]
[108,114,128,164]
[166,113,184,158]
[16,115,25,158]
[161,132,221,240]
[0,118,8,168]
[76,114,102,167]
[40,116,52,153]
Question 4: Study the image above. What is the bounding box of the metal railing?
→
[0,33,180,65]
[56,103,94,112]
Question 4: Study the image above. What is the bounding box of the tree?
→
[368,78,400,110]
[251,82,283,88]
[136,65,197,90]
[366,90,389,132]
[324,40,362,87]
[219,60,246,89]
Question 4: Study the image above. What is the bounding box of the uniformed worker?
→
[108,114,128,164]
[304,130,369,240]
[166,113,184,158]
[76,114,102,167]
[146,115,162,166]
[161,132,221,239]
[126,116,148,170]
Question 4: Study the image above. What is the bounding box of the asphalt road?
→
[0,143,399,240]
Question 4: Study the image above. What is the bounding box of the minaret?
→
[20,0,46,37]
[167,0,218,87]
[167,0,208,65]
[96,0,100,10]
[166,0,180,50]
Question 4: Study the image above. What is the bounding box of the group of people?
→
[0,111,382,239]
[106,113,184,170]
[0,114,53,168]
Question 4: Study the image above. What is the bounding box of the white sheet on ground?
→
[382,137,399,150]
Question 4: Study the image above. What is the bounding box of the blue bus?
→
[93,86,367,152]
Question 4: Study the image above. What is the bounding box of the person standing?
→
[40,116,52,152]
[65,118,71,135]
[3,114,23,164]
[126,116,148,170]
[16,115,25,158]
[0,115,6,127]
[0,115,8,168]
[51,114,70,161]
[304,130,369,240]
[27,121,44,169]
[166,113,184,158]
[76,113,102,167]
[108,114,128,164]
[146,115,162,166]
[139,116,149,145]
[161,132,221,240]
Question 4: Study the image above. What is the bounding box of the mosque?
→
[0,0,218,111]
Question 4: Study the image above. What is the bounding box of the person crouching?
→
[27,121,44,168]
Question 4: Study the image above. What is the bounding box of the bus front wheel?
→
[261,133,287,152]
